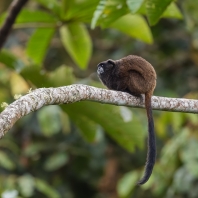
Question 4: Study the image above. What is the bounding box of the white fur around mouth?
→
[97,66,104,74]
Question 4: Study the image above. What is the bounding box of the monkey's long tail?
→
[137,93,156,185]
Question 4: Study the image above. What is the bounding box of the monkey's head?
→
[97,59,116,79]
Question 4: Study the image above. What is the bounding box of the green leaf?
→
[48,65,75,86]
[136,3,146,15]
[35,178,60,198]
[180,139,198,178]
[24,142,48,157]
[161,128,189,166]
[146,0,174,25]
[60,111,71,134]
[97,0,129,28]
[20,66,52,87]
[0,9,57,28]
[0,151,16,170]
[99,9,129,28]
[0,50,24,71]
[14,9,56,24]
[117,171,139,197]
[44,152,69,171]
[91,0,107,29]
[111,14,153,44]
[60,23,92,69]
[0,138,20,154]
[63,102,144,152]
[34,0,61,17]
[162,2,183,19]
[26,28,55,65]
[61,1,99,22]
[126,0,145,14]
[18,174,35,197]
[172,167,194,193]
[66,109,97,142]
[61,0,68,18]
[37,106,62,136]
[21,65,74,88]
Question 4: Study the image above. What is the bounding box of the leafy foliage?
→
[0,0,182,69]
[91,0,107,29]
[60,23,92,69]
[126,0,145,14]
[117,171,139,197]
[146,0,174,25]
[110,14,153,44]
[27,28,55,65]
[0,50,24,71]
[1,0,197,197]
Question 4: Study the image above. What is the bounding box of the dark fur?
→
[97,55,157,185]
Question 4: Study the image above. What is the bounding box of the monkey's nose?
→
[97,66,104,74]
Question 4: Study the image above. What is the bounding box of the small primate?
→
[97,55,157,185]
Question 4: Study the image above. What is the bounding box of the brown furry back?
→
[115,55,156,95]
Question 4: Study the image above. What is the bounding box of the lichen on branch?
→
[0,84,198,139]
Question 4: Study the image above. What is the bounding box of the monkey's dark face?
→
[97,59,115,77]
[97,59,117,89]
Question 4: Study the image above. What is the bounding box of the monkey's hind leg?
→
[124,88,144,103]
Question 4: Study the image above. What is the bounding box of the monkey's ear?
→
[107,59,115,68]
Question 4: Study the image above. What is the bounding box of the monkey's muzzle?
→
[97,65,104,75]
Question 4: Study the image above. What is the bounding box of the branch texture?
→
[0,0,28,50]
[0,84,198,138]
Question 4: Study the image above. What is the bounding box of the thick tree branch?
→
[0,84,198,139]
[0,0,28,50]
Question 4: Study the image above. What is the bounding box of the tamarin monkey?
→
[97,55,157,185]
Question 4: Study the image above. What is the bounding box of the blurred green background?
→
[0,0,198,197]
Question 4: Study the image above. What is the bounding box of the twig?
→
[0,84,198,139]
[0,0,28,50]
